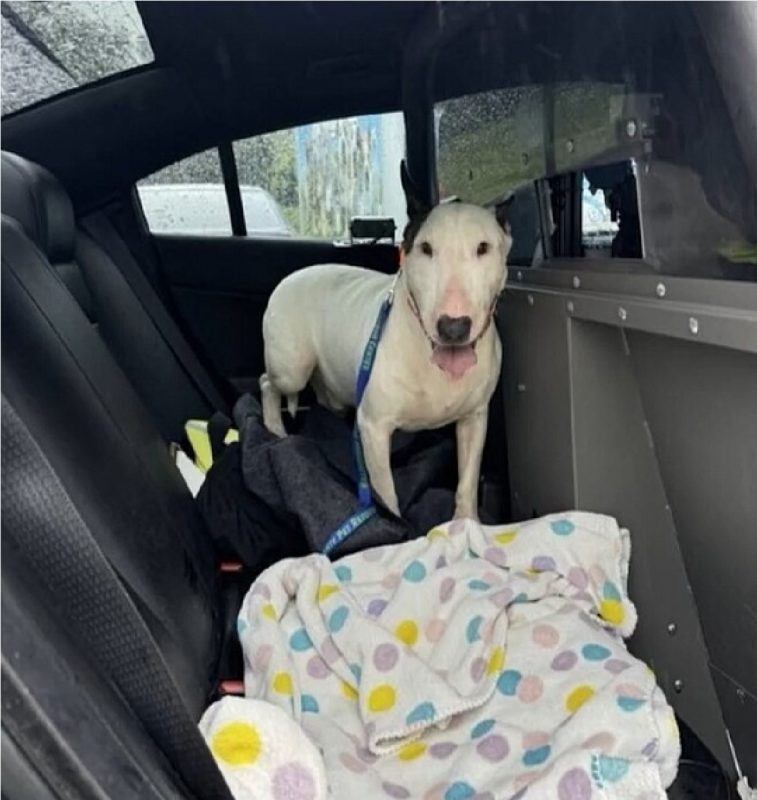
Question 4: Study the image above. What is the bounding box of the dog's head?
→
[399,162,513,379]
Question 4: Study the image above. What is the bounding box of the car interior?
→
[1,2,756,799]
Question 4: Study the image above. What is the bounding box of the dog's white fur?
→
[261,201,511,519]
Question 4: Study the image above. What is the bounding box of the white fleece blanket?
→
[237,513,680,799]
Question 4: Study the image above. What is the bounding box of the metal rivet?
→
[689,317,699,335]
[527,294,534,306]
[667,622,677,636]
[516,271,523,281]
[736,688,746,702]
[567,301,574,314]
[673,679,684,693]
[626,119,638,138]
[656,282,666,298]
[572,276,581,289]
[517,383,527,393]
[566,139,575,153]
[618,307,627,322]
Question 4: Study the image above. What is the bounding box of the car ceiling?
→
[1,1,684,212]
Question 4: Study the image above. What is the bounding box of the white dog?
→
[261,169,512,519]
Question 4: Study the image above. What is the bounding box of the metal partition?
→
[499,266,757,780]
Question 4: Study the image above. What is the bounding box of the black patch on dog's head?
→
[400,160,432,254]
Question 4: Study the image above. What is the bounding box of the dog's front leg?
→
[454,408,488,520]
[357,412,399,517]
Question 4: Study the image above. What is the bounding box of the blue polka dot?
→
[350,663,362,681]
[582,643,611,661]
[466,615,484,643]
[471,719,495,739]
[236,618,248,636]
[550,519,575,536]
[522,744,551,766]
[328,605,349,633]
[403,560,427,583]
[597,754,630,782]
[335,565,352,582]
[445,782,476,800]
[301,694,320,713]
[468,579,491,591]
[406,702,436,725]
[603,580,621,601]
[617,696,645,712]
[512,592,529,605]
[496,670,522,696]
[289,628,314,651]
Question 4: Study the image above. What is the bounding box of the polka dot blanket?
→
[231,512,681,799]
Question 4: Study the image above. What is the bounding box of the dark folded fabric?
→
[197,394,457,571]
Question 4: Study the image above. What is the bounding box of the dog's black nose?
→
[437,315,472,344]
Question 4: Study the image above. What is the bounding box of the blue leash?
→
[321,286,395,555]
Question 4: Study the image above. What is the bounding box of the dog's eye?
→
[477,241,490,256]
[419,241,433,257]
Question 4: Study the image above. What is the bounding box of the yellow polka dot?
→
[486,646,506,676]
[566,684,595,713]
[340,680,358,701]
[211,722,262,766]
[495,529,518,544]
[368,684,396,712]
[261,603,277,620]
[272,671,293,695]
[427,528,448,541]
[398,741,427,761]
[318,584,339,602]
[599,599,625,626]
[395,619,419,646]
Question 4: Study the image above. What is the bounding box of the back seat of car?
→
[1,151,230,445]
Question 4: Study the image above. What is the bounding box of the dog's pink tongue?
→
[432,344,477,379]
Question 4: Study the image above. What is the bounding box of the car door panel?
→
[154,235,399,391]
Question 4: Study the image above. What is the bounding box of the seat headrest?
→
[1,152,75,263]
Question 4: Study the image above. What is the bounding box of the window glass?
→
[234,112,407,240]
[433,4,757,279]
[137,149,232,237]
[1,1,153,116]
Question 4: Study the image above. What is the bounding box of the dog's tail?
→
[286,393,299,418]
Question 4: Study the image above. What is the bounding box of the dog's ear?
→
[400,160,430,221]
[494,194,515,235]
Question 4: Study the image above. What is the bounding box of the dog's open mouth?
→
[431,342,477,379]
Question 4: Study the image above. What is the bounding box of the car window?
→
[1,1,153,116]
[136,148,232,237]
[233,112,407,240]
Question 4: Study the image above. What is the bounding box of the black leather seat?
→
[1,151,229,444]
[1,213,223,716]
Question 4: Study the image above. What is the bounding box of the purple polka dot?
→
[357,745,378,764]
[252,644,272,672]
[430,742,457,759]
[382,573,401,590]
[383,782,411,798]
[449,520,466,536]
[440,577,456,603]
[251,583,271,600]
[363,548,384,562]
[567,567,589,590]
[484,547,508,567]
[306,655,329,679]
[477,734,509,762]
[532,555,557,572]
[490,587,513,607]
[557,767,592,800]
[373,643,399,672]
[321,636,340,664]
[339,752,366,773]
[367,598,388,617]
[470,657,486,682]
[642,739,659,758]
[551,650,578,671]
[273,762,316,800]
[436,556,448,570]
[474,794,494,800]
[604,659,630,674]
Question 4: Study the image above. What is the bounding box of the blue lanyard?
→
[321,287,394,555]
